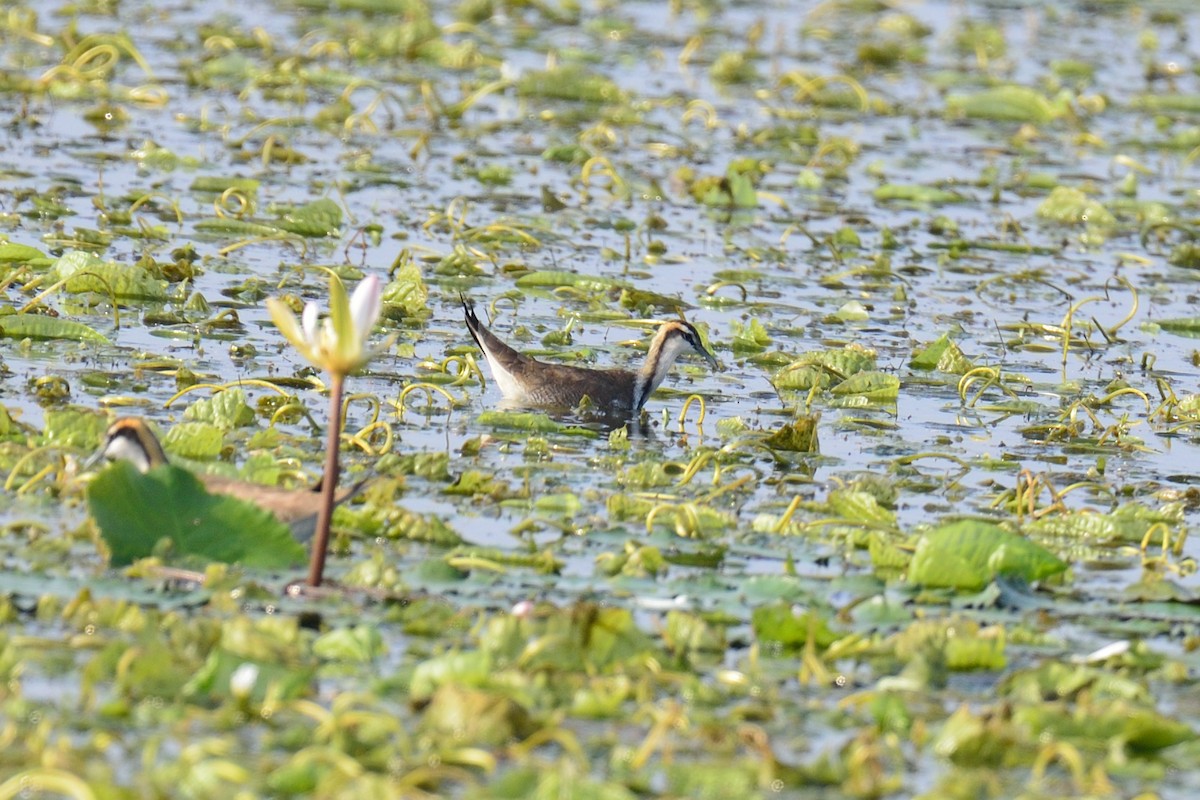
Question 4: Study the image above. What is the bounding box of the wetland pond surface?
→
[2,0,1200,797]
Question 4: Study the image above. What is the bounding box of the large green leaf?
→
[908,519,1067,590]
[87,461,305,568]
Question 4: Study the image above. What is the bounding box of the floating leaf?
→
[947,85,1060,123]
[910,333,974,373]
[0,311,110,343]
[514,270,617,290]
[762,417,820,452]
[1155,317,1200,338]
[87,461,304,568]
[908,519,1067,590]
[313,625,386,663]
[1036,186,1116,229]
[831,371,900,401]
[278,198,343,237]
[161,421,225,460]
[0,243,47,264]
[517,65,625,104]
[772,345,877,391]
[751,602,838,650]
[183,388,255,429]
[874,184,966,204]
[44,407,109,450]
[189,178,260,199]
[50,250,168,301]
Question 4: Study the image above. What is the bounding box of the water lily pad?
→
[0,311,110,343]
[50,250,168,301]
[278,198,343,237]
[87,461,305,568]
[908,519,1067,590]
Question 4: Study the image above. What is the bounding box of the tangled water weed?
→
[1,0,1200,797]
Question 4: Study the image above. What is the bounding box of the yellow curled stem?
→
[705,281,747,302]
[698,473,754,504]
[164,379,291,408]
[341,392,381,428]
[645,503,701,537]
[4,448,62,492]
[1030,741,1087,794]
[394,382,459,417]
[0,768,96,800]
[128,191,183,224]
[344,420,393,456]
[676,394,707,434]
[671,450,713,487]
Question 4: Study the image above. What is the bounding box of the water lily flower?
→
[230,662,259,700]
[266,272,382,375]
[265,270,385,587]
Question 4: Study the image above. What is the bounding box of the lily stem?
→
[308,371,344,587]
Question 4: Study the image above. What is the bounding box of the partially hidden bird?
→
[87,417,362,542]
[462,296,719,413]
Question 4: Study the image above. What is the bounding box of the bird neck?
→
[633,329,686,410]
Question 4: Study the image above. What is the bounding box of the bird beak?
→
[703,349,721,372]
[81,447,106,472]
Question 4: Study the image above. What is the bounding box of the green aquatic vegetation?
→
[831,370,900,402]
[3,0,1200,795]
[1035,186,1117,230]
[1025,501,1183,547]
[761,417,820,453]
[710,51,759,85]
[48,249,168,302]
[946,85,1068,124]
[910,333,974,374]
[87,461,304,567]
[1168,242,1200,269]
[729,317,770,353]
[180,387,257,429]
[772,344,877,391]
[909,519,1067,591]
[517,65,626,105]
[0,310,111,343]
[873,183,966,205]
[160,421,225,460]
[751,603,838,650]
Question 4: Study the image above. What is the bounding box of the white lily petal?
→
[349,275,383,342]
[302,302,320,345]
[230,662,259,699]
[265,298,307,353]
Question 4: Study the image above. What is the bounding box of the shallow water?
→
[3,0,1200,795]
